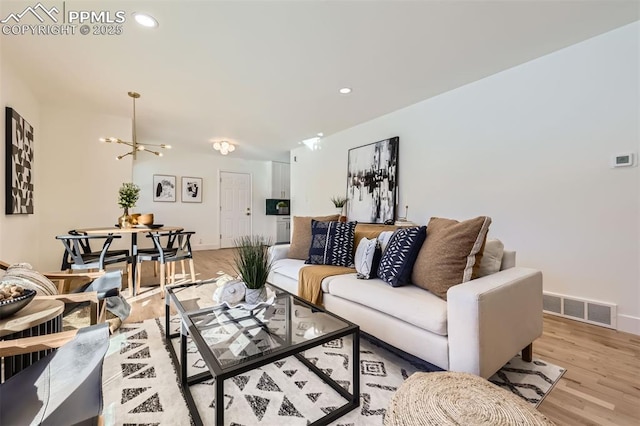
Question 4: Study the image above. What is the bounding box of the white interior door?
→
[220,172,252,248]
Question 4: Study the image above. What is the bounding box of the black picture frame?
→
[346,136,399,223]
[181,176,203,203]
[5,107,34,214]
[153,174,177,202]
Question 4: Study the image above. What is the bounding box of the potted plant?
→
[276,200,289,215]
[234,235,272,304]
[117,182,140,228]
[330,195,347,216]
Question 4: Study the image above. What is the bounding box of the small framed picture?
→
[153,174,176,202]
[181,176,203,203]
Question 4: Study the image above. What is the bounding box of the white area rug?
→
[102,318,564,425]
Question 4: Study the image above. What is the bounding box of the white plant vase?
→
[244,285,268,305]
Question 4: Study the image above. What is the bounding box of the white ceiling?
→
[1,0,638,161]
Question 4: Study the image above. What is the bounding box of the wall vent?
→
[543,292,616,329]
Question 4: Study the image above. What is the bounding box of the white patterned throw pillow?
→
[354,237,382,279]
[377,231,395,254]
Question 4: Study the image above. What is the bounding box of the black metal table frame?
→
[165,281,360,426]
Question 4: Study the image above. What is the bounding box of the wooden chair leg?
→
[189,259,196,282]
[90,301,99,325]
[98,301,107,323]
[160,262,166,299]
[154,261,158,277]
[522,343,533,362]
[135,262,142,295]
[181,260,186,277]
[169,262,175,284]
[127,264,133,296]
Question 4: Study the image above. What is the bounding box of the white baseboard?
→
[617,314,640,335]
[193,244,220,251]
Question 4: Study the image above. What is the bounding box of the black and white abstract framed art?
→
[346,137,399,224]
[181,176,202,203]
[153,174,176,202]
[5,107,34,214]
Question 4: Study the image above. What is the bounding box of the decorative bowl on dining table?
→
[0,287,37,319]
[137,213,154,225]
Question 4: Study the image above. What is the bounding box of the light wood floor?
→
[124,249,640,425]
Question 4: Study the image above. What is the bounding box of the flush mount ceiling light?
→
[132,12,158,28]
[213,140,236,155]
[100,92,171,160]
[339,87,352,94]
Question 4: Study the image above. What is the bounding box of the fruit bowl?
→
[0,289,36,319]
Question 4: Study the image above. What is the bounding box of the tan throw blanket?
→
[298,265,354,305]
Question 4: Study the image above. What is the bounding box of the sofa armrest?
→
[447,267,543,378]
[268,244,291,263]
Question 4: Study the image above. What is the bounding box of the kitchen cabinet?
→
[272,162,290,199]
[276,217,290,244]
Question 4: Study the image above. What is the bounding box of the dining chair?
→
[0,323,109,424]
[135,230,196,297]
[57,233,132,292]
[57,233,130,271]
[60,229,129,271]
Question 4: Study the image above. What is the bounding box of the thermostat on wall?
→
[611,153,635,168]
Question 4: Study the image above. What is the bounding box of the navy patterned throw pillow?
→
[306,220,356,267]
[377,226,427,287]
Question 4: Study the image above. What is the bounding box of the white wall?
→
[0,57,134,271]
[291,23,640,334]
[0,59,42,266]
[38,106,132,270]
[132,145,274,250]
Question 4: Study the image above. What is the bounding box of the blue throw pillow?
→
[377,226,427,287]
[306,220,356,267]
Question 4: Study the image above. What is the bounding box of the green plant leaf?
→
[233,235,273,289]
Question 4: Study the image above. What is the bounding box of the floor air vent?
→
[543,292,616,329]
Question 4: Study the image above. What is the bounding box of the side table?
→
[0,298,64,382]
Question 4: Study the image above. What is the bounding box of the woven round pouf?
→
[385,372,555,426]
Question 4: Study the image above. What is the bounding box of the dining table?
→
[75,225,184,296]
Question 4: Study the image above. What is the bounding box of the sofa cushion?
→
[271,258,306,281]
[289,214,341,260]
[354,237,382,279]
[476,239,504,277]
[377,226,427,287]
[325,275,448,336]
[412,216,491,300]
[306,220,356,267]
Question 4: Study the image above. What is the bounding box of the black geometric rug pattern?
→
[102,318,564,425]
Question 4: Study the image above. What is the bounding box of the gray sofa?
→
[267,244,543,378]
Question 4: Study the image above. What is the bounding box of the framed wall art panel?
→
[153,174,176,202]
[346,137,399,223]
[5,107,34,214]
[181,176,202,203]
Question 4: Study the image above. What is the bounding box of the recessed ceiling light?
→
[339,87,352,94]
[317,132,323,137]
[133,12,158,28]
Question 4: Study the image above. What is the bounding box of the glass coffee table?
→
[165,279,360,426]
